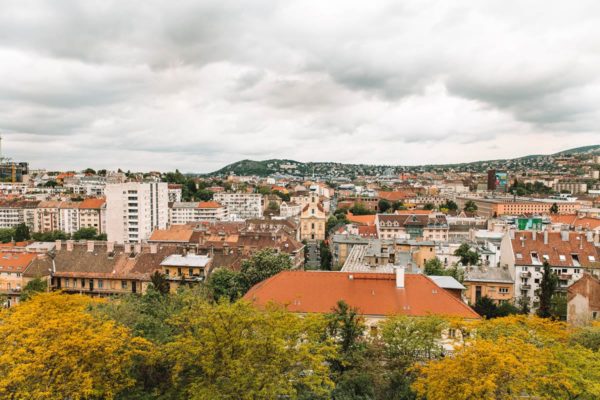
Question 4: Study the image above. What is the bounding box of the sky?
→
[0,0,599,173]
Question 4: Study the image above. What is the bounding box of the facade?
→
[167,184,183,203]
[160,253,213,292]
[106,182,169,243]
[456,196,580,218]
[279,202,302,219]
[169,201,228,225]
[299,193,327,241]
[0,200,39,230]
[213,192,263,220]
[35,201,63,232]
[554,182,588,194]
[463,267,514,305]
[567,274,600,326]
[376,213,449,241]
[78,198,106,234]
[0,252,37,307]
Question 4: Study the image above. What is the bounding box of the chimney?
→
[124,243,131,253]
[134,243,142,254]
[66,240,74,251]
[150,243,158,254]
[55,240,62,251]
[544,230,548,245]
[586,231,593,243]
[532,231,537,241]
[395,266,405,288]
[87,240,94,252]
[509,230,515,240]
[107,241,114,253]
[561,231,569,241]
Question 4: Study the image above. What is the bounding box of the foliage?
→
[392,201,406,211]
[320,240,332,270]
[236,248,293,293]
[207,267,242,302]
[473,296,519,319]
[19,278,47,301]
[454,243,479,266]
[510,180,554,196]
[167,299,335,399]
[150,271,170,295]
[423,202,435,210]
[463,200,478,213]
[423,257,444,275]
[0,227,15,243]
[349,202,376,215]
[378,199,391,213]
[550,202,559,214]
[0,293,150,399]
[32,230,70,242]
[72,227,106,241]
[537,261,558,318]
[441,200,458,211]
[14,223,30,241]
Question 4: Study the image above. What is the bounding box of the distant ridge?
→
[207,144,600,177]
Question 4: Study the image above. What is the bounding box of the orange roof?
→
[0,252,36,273]
[79,198,106,209]
[550,214,600,230]
[198,201,223,209]
[358,225,378,238]
[0,241,29,248]
[511,231,600,268]
[149,226,194,243]
[244,271,479,319]
[347,212,376,226]
[378,191,414,202]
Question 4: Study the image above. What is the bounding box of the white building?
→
[169,201,228,224]
[106,182,169,243]
[213,192,263,220]
[168,184,183,203]
[280,202,302,219]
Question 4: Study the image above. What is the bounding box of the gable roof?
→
[0,252,36,273]
[79,198,106,209]
[243,271,479,319]
[347,213,376,226]
[511,231,600,268]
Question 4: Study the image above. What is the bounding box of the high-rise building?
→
[106,182,168,243]
[213,192,263,220]
[487,169,508,192]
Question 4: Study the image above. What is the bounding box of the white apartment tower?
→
[213,192,263,220]
[106,182,168,243]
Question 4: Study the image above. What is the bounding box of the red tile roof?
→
[0,252,36,273]
[511,231,600,268]
[79,198,106,209]
[378,191,415,201]
[244,271,479,319]
[347,213,376,226]
[198,201,223,209]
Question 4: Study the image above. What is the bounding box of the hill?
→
[207,144,600,177]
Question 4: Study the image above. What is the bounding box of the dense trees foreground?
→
[2,290,600,399]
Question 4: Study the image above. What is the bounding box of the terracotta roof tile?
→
[244,271,479,319]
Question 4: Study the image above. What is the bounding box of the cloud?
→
[0,0,598,171]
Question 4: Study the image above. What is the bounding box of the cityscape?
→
[2,1,600,399]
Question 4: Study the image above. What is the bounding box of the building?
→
[487,170,508,192]
[106,182,169,243]
[243,269,479,328]
[0,252,37,307]
[463,266,514,306]
[299,193,327,241]
[160,253,213,292]
[0,200,39,230]
[35,201,63,232]
[456,196,580,218]
[376,213,449,241]
[78,198,106,234]
[500,230,600,310]
[167,184,183,203]
[213,192,263,220]
[279,202,302,219]
[567,274,600,326]
[554,182,588,195]
[169,201,228,225]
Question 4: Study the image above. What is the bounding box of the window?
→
[590,256,597,262]
[121,280,127,289]
[572,254,581,267]
[98,280,103,289]
[559,255,566,261]
[189,268,194,276]
[65,278,70,288]
[499,287,509,294]
[516,253,523,259]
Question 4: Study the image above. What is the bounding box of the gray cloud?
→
[0,0,598,171]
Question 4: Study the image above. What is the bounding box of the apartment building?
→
[376,213,449,241]
[78,198,106,234]
[213,192,262,220]
[106,182,168,243]
[554,182,588,195]
[169,201,228,224]
[500,230,600,310]
[279,202,302,218]
[167,184,183,203]
[456,196,580,218]
[0,200,39,229]
[35,201,62,232]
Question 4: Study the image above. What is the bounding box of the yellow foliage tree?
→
[0,292,150,399]
[412,316,600,400]
[167,299,335,399]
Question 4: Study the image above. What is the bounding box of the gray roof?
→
[463,267,513,284]
[429,275,466,290]
[160,254,211,267]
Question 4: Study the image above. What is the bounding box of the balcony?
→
[520,284,531,290]
[520,272,531,278]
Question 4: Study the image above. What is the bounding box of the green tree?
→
[349,202,376,215]
[454,243,479,266]
[378,199,391,213]
[19,278,47,301]
[441,200,458,211]
[423,203,435,210]
[320,240,332,270]
[537,261,558,318]
[207,268,241,302]
[326,300,365,373]
[0,228,15,243]
[392,201,406,211]
[32,230,69,242]
[72,227,99,240]
[14,223,30,242]
[550,202,559,214]
[150,271,170,296]
[83,168,96,174]
[423,258,445,275]
[463,200,478,213]
[237,249,293,294]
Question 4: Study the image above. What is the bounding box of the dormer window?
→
[559,255,566,262]
[589,256,596,262]
[572,254,580,267]
[516,253,523,259]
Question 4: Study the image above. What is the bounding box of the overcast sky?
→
[1,1,599,172]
